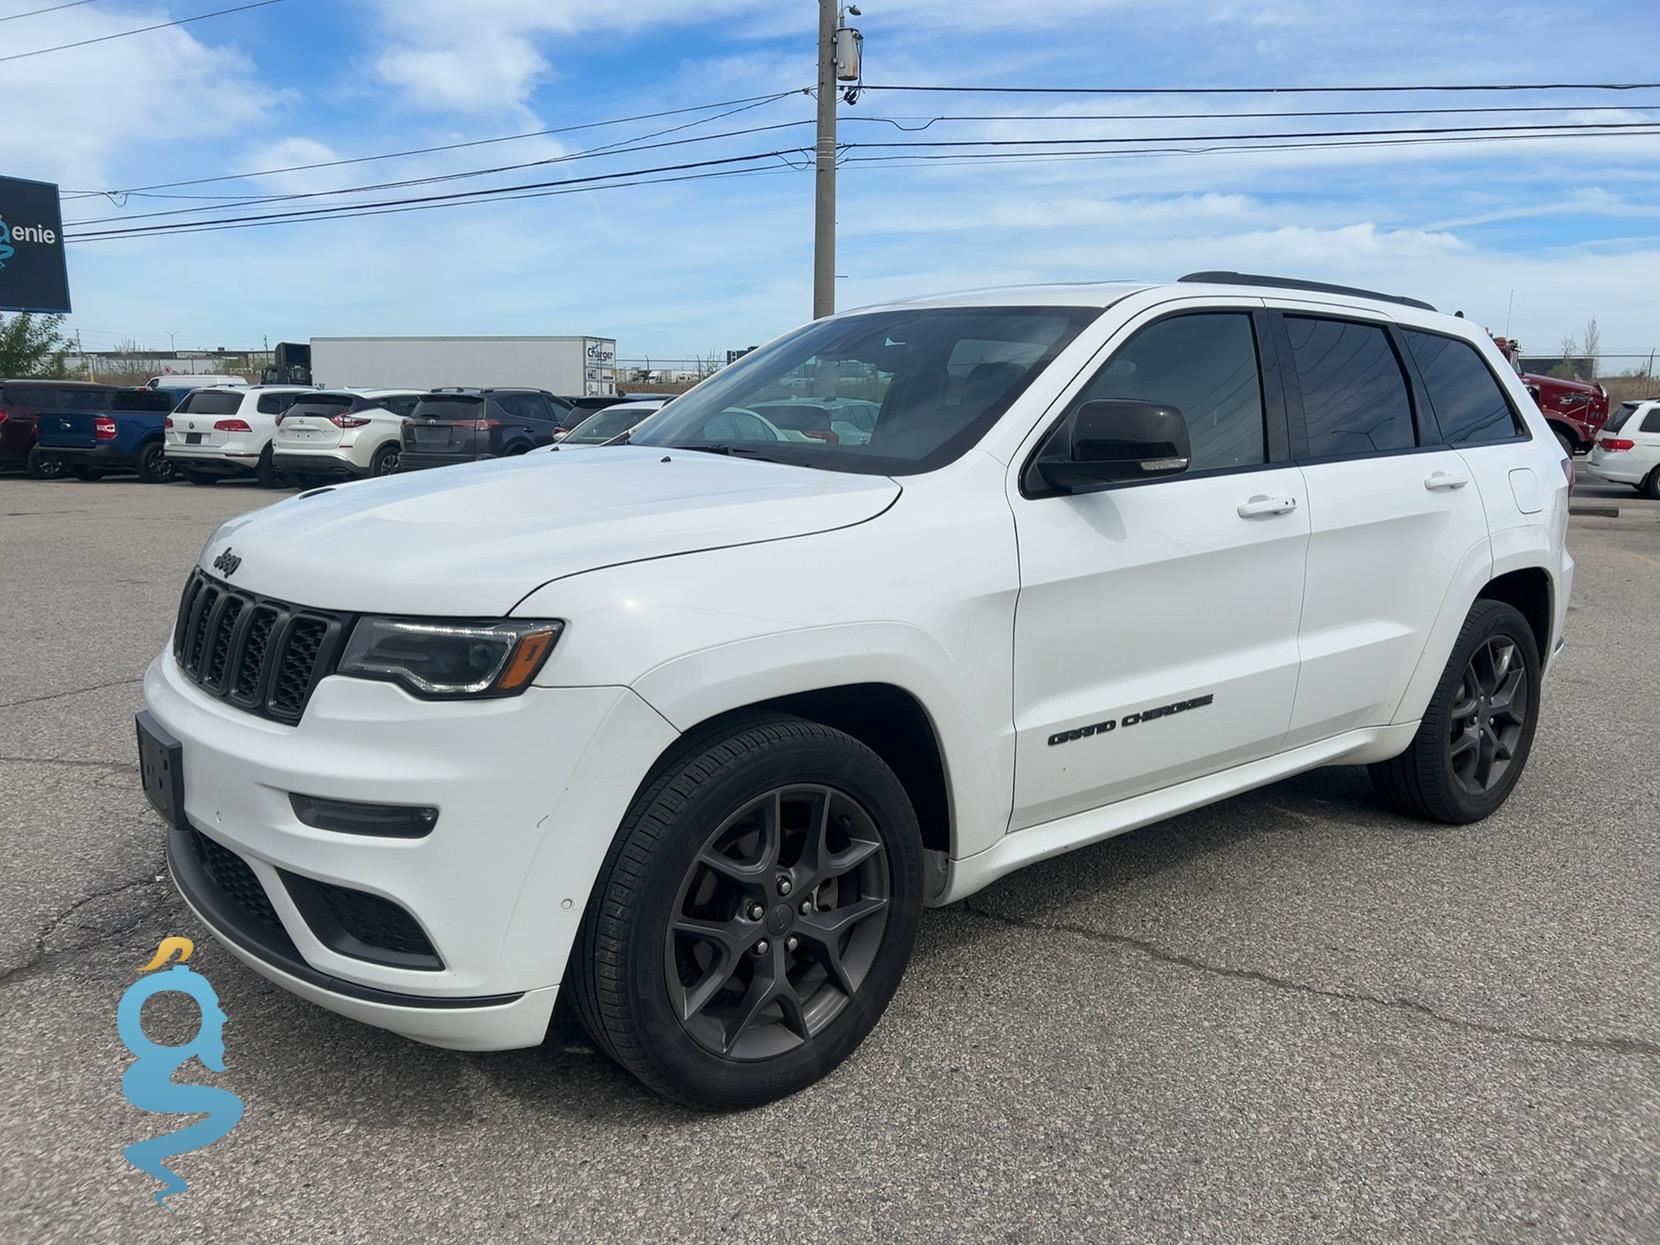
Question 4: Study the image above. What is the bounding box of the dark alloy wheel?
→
[27,448,66,480]
[1644,467,1660,501]
[1446,635,1528,798]
[1370,599,1541,824]
[571,716,923,1110]
[138,442,176,483]
[371,443,400,477]
[667,784,891,1060]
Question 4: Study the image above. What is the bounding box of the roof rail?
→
[1177,271,1436,312]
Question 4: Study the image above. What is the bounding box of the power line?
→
[0,0,281,64]
[60,88,809,201]
[860,80,1660,96]
[840,118,1660,152]
[841,126,1660,168]
[0,0,114,22]
[851,101,1660,129]
[67,163,804,243]
[65,149,816,240]
[65,116,816,226]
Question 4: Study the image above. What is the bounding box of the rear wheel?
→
[1369,599,1541,824]
[137,441,175,483]
[254,445,283,489]
[370,443,400,477]
[571,716,924,1110]
[1643,467,1660,501]
[26,448,65,480]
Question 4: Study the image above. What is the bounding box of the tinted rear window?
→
[412,397,484,421]
[1403,331,1523,445]
[177,390,246,416]
[111,389,175,412]
[1285,317,1416,457]
[285,396,355,419]
[1604,404,1639,434]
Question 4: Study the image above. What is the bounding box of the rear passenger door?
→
[1269,306,1491,748]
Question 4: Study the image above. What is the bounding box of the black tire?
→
[570,715,924,1110]
[180,469,218,485]
[1369,599,1541,824]
[254,445,283,489]
[1555,429,1576,457]
[27,448,66,480]
[370,443,401,477]
[136,440,175,484]
[1643,467,1660,501]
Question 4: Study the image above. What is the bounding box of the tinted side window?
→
[386,396,420,417]
[1057,312,1267,473]
[256,394,287,415]
[1403,331,1523,445]
[1643,410,1660,434]
[1286,317,1415,457]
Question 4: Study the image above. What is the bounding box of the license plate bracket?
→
[135,711,186,831]
[185,432,204,445]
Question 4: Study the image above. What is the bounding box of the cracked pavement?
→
[1,470,1656,1244]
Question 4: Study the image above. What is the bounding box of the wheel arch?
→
[1477,566,1553,663]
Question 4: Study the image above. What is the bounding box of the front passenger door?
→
[1008,307,1310,830]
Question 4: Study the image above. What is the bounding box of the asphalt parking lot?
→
[1,468,1656,1244]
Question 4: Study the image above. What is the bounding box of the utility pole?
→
[813,0,839,319]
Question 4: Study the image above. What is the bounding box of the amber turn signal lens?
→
[495,626,560,692]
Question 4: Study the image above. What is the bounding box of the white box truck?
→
[308,336,617,396]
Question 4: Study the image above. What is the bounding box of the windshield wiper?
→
[676,443,786,464]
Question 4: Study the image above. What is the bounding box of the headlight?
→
[337,618,563,699]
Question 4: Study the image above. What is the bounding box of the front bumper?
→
[141,648,678,1049]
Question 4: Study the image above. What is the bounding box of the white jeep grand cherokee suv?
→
[137,273,1572,1109]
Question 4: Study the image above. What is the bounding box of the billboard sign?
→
[583,337,616,396]
[0,175,70,314]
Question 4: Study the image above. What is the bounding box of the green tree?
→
[0,312,71,377]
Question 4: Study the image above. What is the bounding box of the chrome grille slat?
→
[170,569,349,724]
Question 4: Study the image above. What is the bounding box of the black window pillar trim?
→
[1264,310,1311,460]
[1386,321,1448,447]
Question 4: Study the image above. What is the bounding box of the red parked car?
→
[1491,337,1609,454]
[0,380,118,475]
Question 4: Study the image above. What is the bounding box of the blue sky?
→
[6,0,1660,366]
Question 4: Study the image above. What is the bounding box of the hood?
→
[202,447,900,616]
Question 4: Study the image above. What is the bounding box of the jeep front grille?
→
[172,568,350,723]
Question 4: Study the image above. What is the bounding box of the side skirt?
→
[931,722,1418,906]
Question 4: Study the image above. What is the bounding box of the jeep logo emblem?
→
[212,548,241,577]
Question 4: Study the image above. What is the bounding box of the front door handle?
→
[1424,469,1470,491]
[1237,494,1298,518]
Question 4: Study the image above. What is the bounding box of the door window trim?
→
[1018,305,1293,499]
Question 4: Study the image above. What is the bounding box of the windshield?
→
[631,306,1099,474]
[565,405,653,444]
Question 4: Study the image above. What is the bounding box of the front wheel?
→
[570,716,924,1110]
[1555,429,1576,457]
[254,445,283,489]
[137,441,176,483]
[1369,599,1541,824]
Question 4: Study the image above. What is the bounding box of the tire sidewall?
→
[371,444,400,476]
[622,735,923,1108]
[138,441,174,483]
[1427,602,1542,820]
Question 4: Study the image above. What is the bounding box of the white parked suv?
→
[270,390,425,483]
[138,273,1572,1109]
[1587,399,1660,498]
[165,386,314,487]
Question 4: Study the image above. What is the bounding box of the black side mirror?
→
[1031,399,1192,494]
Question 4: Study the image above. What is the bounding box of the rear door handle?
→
[1424,469,1470,491]
[1237,494,1298,518]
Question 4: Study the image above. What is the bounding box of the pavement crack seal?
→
[0,868,171,990]
[955,900,1660,1060]
[0,754,138,773]
[0,675,144,710]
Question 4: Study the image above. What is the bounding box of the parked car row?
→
[1,378,671,487]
